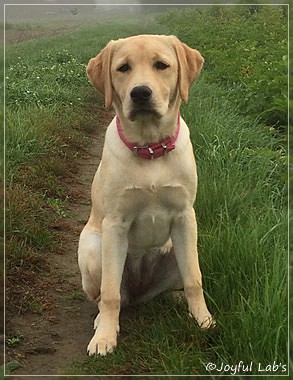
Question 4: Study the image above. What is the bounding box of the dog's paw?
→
[196,314,216,329]
[87,335,116,356]
[160,238,173,254]
[189,307,216,329]
[87,326,118,356]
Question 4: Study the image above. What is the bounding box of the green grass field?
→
[5,4,288,376]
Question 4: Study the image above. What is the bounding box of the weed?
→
[68,291,86,301]
[6,334,23,347]
[28,299,44,314]
[45,195,68,218]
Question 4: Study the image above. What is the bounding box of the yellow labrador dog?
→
[78,34,214,356]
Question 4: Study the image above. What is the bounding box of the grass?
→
[185,81,287,371]
[71,296,218,375]
[5,5,288,376]
[159,5,288,128]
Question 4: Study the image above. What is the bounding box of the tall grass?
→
[6,106,59,172]
[184,80,287,368]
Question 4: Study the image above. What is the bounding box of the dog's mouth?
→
[127,85,162,121]
[129,107,161,121]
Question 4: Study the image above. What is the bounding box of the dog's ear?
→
[171,37,204,103]
[86,41,115,109]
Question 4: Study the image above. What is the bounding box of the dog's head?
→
[87,35,204,122]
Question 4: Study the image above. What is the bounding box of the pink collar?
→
[116,114,180,160]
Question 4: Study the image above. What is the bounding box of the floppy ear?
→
[86,41,114,109]
[171,37,204,103]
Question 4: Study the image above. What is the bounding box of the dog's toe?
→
[189,306,216,330]
[87,330,117,356]
[199,315,216,329]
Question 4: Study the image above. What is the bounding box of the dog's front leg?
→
[87,217,128,356]
[171,209,214,329]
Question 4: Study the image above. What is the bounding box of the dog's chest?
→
[119,183,189,248]
[123,181,188,211]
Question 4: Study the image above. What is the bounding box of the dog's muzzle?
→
[129,85,157,120]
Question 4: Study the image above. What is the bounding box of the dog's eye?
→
[117,63,130,73]
[154,61,169,70]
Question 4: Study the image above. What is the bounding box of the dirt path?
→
[6,109,114,376]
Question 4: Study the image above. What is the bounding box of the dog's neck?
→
[116,113,180,160]
[115,108,180,146]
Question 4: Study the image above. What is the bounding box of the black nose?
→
[130,86,152,104]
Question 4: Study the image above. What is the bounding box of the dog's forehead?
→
[113,35,176,60]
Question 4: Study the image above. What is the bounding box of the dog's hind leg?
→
[78,228,102,304]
